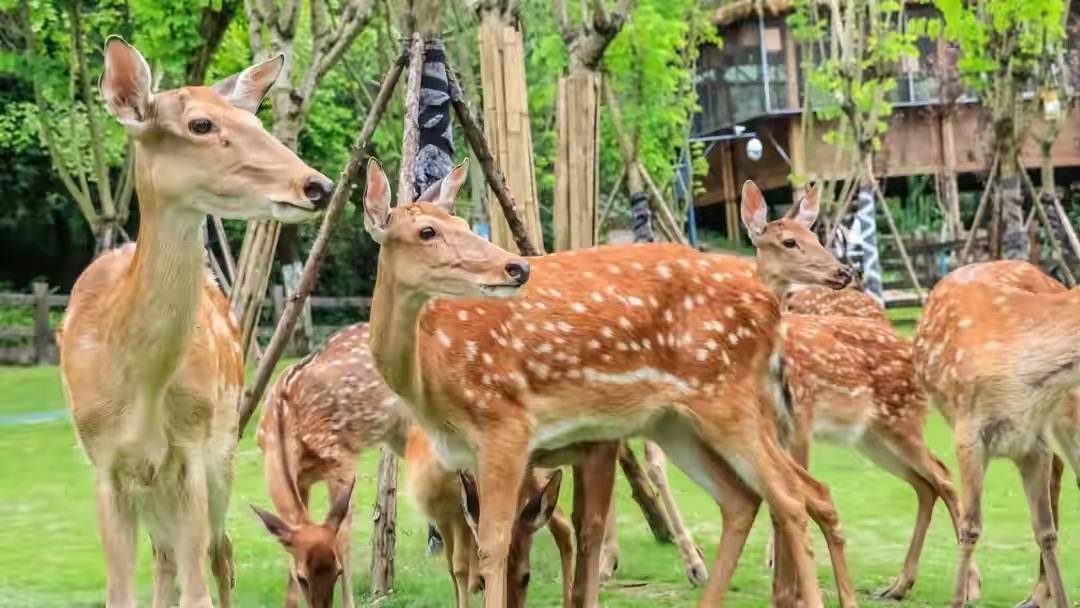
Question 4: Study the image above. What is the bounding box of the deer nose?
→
[505,260,530,286]
[302,175,333,209]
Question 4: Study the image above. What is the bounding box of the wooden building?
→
[693,0,1080,240]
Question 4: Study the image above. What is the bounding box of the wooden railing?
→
[0,282,371,366]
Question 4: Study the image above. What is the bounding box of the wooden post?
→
[617,443,673,543]
[553,71,601,251]
[271,284,285,324]
[32,281,50,364]
[369,447,398,599]
[476,13,545,253]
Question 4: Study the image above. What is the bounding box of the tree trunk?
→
[617,443,672,543]
[997,158,1028,261]
[940,112,963,239]
[476,11,545,253]
[553,69,601,251]
[369,448,398,599]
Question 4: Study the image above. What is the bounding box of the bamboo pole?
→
[445,61,540,256]
[870,180,923,293]
[1018,163,1076,287]
[236,50,409,437]
[960,155,1000,264]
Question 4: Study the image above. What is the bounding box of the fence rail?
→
[0,282,372,366]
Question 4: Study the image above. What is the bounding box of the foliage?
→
[788,0,920,169]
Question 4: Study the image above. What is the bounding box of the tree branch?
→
[315,0,376,81]
[186,0,240,84]
[68,0,116,221]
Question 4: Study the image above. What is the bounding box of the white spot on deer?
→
[705,338,718,351]
[683,296,695,311]
[557,321,573,333]
[591,292,605,303]
[509,371,528,388]
[436,330,453,348]
[536,302,547,310]
[616,342,629,351]
[548,288,563,298]
[601,327,615,338]
[457,310,469,322]
[648,296,660,308]
[630,341,642,352]
[696,258,709,268]
[553,336,566,345]
[681,332,693,346]
[724,306,736,319]
[657,264,672,279]
[474,307,487,315]
[601,353,614,363]
[728,333,739,345]
[482,373,492,385]
[543,321,556,333]
[583,271,595,279]
[712,272,731,282]
[630,261,644,271]
[695,294,706,306]
[618,316,633,329]
[525,322,537,332]
[527,360,551,380]
[465,341,478,361]
[587,339,601,349]
[521,301,533,310]
[512,338,525,351]
[607,264,622,275]
[657,334,666,347]
[642,338,652,350]
[571,302,587,313]
[537,342,553,354]
[958,318,973,329]
[627,296,644,307]
[567,369,582,379]
[664,309,674,323]
[695,349,708,362]
[482,352,494,366]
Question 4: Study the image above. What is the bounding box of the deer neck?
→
[112,149,207,385]
[368,259,432,407]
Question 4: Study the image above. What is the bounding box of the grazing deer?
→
[361,157,858,608]
[59,38,330,608]
[253,322,575,608]
[914,260,1079,608]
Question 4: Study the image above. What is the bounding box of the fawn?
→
[60,38,329,608]
[253,322,574,607]
[361,156,857,608]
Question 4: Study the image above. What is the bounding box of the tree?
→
[790,0,922,301]
[231,0,375,356]
[936,0,1066,260]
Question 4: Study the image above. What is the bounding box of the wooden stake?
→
[397,33,425,205]
[960,155,1000,264]
[1018,163,1076,287]
[617,443,673,544]
[445,61,540,256]
[369,447,398,599]
[236,50,409,438]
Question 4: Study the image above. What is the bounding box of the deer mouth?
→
[479,283,523,298]
[272,200,316,212]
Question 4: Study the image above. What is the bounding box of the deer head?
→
[459,470,563,608]
[251,478,355,608]
[99,37,332,223]
[740,181,853,295]
[362,158,531,299]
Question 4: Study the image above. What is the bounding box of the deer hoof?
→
[875,578,914,601]
[685,561,709,587]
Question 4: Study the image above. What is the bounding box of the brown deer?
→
[914,260,1078,608]
[253,322,575,608]
[59,38,330,608]
[361,157,858,608]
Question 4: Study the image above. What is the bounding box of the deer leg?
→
[598,495,619,581]
[1016,450,1070,608]
[151,540,177,608]
[643,441,707,586]
[950,440,987,608]
[96,476,138,608]
[327,472,356,608]
[571,441,618,608]
[1017,454,1064,608]
[476,432,529,608]
[790,464,855,608]
[207,463,234,608]
[769,426,813,604]
[173,454,213,608]
[440,520,470,608]
[546,505,577,608]
[697,452,761,608]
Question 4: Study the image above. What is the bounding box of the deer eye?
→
[782,238,798,249]
[418,226,437,241]
[188,118,214,135]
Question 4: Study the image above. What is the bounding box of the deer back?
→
[784,285,886,322]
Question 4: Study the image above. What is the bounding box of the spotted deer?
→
[914,260,1079,608]
[253,322,575,608]
[58,38,330,608]
[783,284,887,321]
[361,157,859,608]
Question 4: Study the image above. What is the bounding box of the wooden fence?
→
[879,229,989,308]
[0,282,372,366]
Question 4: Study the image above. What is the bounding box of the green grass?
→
[0,364,1076,607]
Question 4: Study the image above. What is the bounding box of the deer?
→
[914,260,1079,608]
[361,156,860,608]
[252,322,576,608]
[58,37,332,608]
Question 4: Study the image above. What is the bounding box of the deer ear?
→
[435,159,469,214]
[458,471,481,542]
[517,470,562,534]
[740,180,768,241]
[363,158,392,244]
[788,183,820,228]
[210,54,284,113]
[251,505,295,547]
[100,36,152,128]
[324,477,356,533]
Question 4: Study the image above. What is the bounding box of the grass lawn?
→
[0,355,1076,607]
